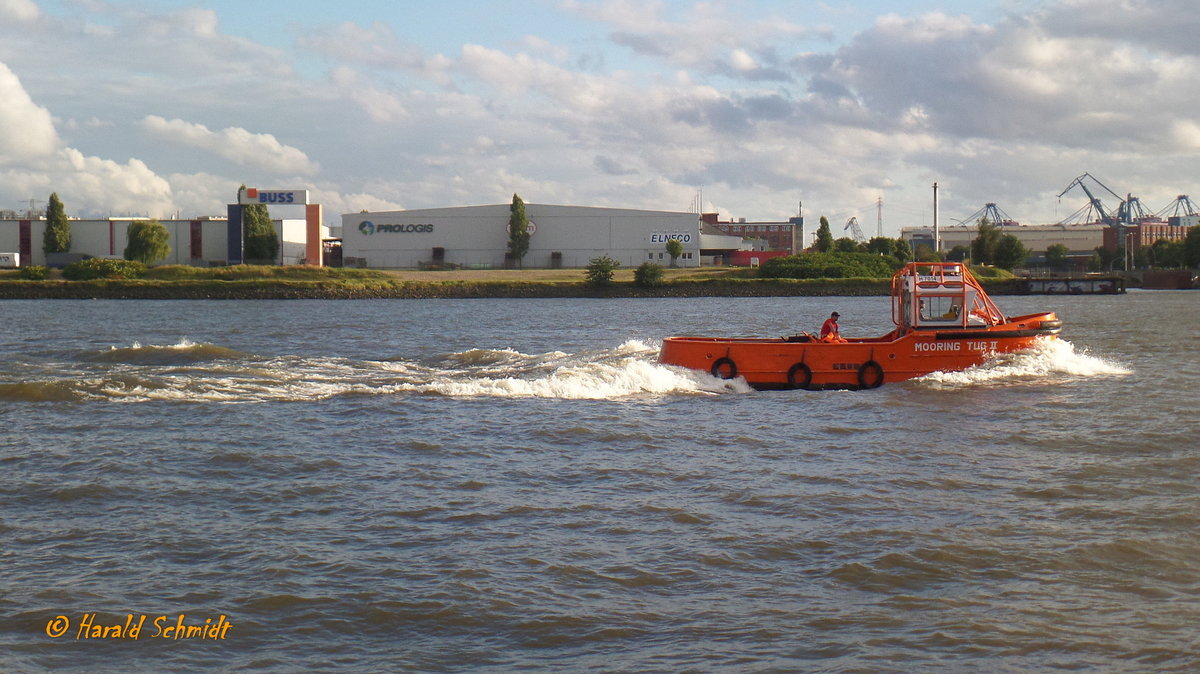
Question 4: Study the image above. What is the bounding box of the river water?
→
[0,290,1195,671]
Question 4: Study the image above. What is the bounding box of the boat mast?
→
[932,182,940,253]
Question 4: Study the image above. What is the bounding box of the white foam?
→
[917,337,1131,387]
[398,356,751,399]
[112,338,196,351]
[85,340,751,402]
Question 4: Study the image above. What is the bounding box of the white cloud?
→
[163,172,241,217]
[0,0,39,22]
[309,188,404,218]
[298,21,455,85]
[56,148,175,217]
[1169,120,1200,152]
[874,11,981,43]
[562,0,818,80]
[140,116,319,175]
[62,117,114,132]
[0,62,60,163]
[0,62,229,220]
[730,49,758,72]
[1041,0,1200,56]
[329,67,409,124]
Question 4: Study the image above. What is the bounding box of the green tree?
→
[1133,246,1151,269]
[1149,239,1183,268]
[865,237,895,257]
[814,216,834,252]
[1045,243,1070,271]
[506,193,530,268]
[1094,245,1119,271]
[834,237,862,253]
[970,218,1000,265]
[634,261,664,287]
[1183,225,1200,268]
[240,186,278,263]
[43,192,71,254]
[994,233,1028,270]
[584,255,620,287]
[946,244,970,263]
[913,243,940,262]
[665,238,684,267]
[892,238,912,263]
[124,219,171,264]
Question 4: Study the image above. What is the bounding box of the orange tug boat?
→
[659,262,1062,390]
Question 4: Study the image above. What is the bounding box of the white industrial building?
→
[901,223,1107,257]
[341,203,746,269]
[0,216,315,267]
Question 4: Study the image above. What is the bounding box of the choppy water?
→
[0,291,1196,671]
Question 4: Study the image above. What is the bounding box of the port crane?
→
[957,202,1018,226]
[1155,194,1199,218]
[1057,173,1124,225]
[1116,194,1163,224]
[844,216,866,242]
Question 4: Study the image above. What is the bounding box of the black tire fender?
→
[787,362,812,389]
[857,360,884,389]
[711,357,737,379]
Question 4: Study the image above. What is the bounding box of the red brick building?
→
[702,213,803,255]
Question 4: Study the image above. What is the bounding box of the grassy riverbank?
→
[0,264,1032,299]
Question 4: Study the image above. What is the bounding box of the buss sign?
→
[239,188,309,205]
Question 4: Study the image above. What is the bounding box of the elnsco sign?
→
[239,188,309,205]
[650,233,692,243]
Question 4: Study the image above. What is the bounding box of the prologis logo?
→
[359,221,376,236]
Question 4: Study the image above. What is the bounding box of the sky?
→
[1,0,1198,236]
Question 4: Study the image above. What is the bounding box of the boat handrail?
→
[891,262,1006,329]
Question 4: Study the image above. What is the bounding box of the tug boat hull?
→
[659,262,1063,390]
[659,313,1061,390]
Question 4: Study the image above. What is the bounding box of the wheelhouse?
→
[892,263,1005,332]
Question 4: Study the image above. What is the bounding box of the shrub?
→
[759,252,901,279]
[634,261,664,287]
[18,265,48,280]
[140,264,394,281]
[584,255,620,287]
[63,258,147,280]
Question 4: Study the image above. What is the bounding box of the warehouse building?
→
[901,223,1107,259]
[0,216,314,267]
[0,188,326,267]
[341,203,743,269]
